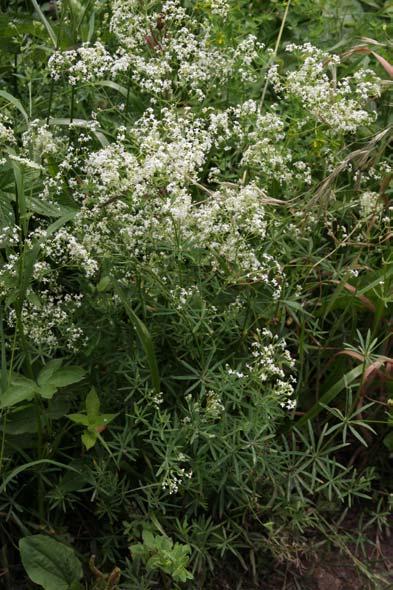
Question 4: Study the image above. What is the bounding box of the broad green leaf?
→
[142,530,157,549]
[19,535,82,590]
[37,359,64,386]
[67,413,89,426]
[0,375,37,409]
[37,383,58,399]
[96,276,111,292]
[0,405,38,435]
[93,414,118,427]
[44,366,86,388]
[82,429,97,450]
[86,387,100,419]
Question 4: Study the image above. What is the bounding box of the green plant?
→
[19,534,83,590]
[130,530,193,584]
[0,0,392,588]
[67,387,118,450]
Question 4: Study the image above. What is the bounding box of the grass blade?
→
[296,364,364,428]
[0,90,28,123]
[31,0,57,47]
[116,287,161,394]
[0,459,79,494]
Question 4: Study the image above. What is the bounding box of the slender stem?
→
[35,394,45,522]
[47,4,65,124]
[46,78,55,124]
[259,0,292,112]
[0,534,11,590]
[125,68,132,114]
[70,85,75,123]
[13,53,18,98]
[0,308,8,473]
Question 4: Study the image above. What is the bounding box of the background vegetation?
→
[0,1,392,589]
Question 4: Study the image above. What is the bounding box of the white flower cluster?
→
[226,328,296,411]
[161,465,193,495]
[359,191,383,218]
[6,290,84,353]
[0,115,16,147]
[209,0,230,18]
[42,228,99,278]
[169,285,200,310]
[241,110,311,185]
[110,0,262,99]
[279,43,381,133]
[0,225,19,249]
[48,42,118,85]
[205,390,225,419]
[32,100,290,294]
[22,120,58,160]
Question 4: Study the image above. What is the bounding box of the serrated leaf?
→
[19,535,82,590]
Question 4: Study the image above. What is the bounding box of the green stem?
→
[259,0,292,112]
[34,394,45,522]
[125,68,132,114]
[46,78,55,124]
[70,85,75,124]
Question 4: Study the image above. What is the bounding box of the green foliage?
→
[0,0,392,588]
[67,387,118,449]
[19,534,83,590]
[130,530,193,583]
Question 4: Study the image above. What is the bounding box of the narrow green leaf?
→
[94,80,129,97]
[0,90,28,123]
[11,161,28,237]
[296,364,365,427]
[31,0,57,47]
[1,459,79,493]
[116,287,161,394]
